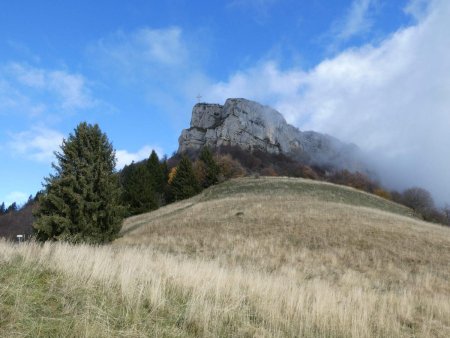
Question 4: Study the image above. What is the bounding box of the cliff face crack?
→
[178,98,365,171]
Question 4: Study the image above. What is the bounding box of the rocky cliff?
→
[178,98,363,170]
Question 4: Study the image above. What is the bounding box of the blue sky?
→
[1,0,449,206]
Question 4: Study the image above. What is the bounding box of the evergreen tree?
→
[24,195,34,207]
[121,162,158,216]
[169,156,200,201]
[33,122,123,243]
[199,146,220,188]
[6,202,18,213]
[0,202,6,215]
[147,150,165,194]
[160,156,169,181]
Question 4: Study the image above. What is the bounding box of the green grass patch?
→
[0,258,198,337]
[200,177,414,218]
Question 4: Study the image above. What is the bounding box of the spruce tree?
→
[170,156,200,201]
[33,122,123,243]
[160,156,170,201]
[160,156,169,181]
[199,146,220,188]
[121,162,158,216]
[0,202,5,215]
[147,150,165,194]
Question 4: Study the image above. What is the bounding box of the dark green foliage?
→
[160,156,169,181]
[0,202,5,215]
[198,146,220,188]
[169,156,200,201]
[147,150,165,194]
[119,149,166,216]
[120,162,158,216]
[6,202,18,213]
[33,122,123,243]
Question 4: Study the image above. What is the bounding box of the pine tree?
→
[0,202,6,215]
[121,162,158,216]
[33,122,123,243]
[169,156,200,201]
[199,146,220,188]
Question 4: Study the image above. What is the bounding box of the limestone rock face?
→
[178,98,362,170]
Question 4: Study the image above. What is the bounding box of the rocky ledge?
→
[178,98,363,170]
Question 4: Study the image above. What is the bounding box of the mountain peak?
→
[178,98,363,171]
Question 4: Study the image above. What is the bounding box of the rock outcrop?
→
[178,98,363,170]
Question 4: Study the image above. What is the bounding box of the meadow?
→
[1,177,449,337]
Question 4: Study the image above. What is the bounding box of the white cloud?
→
[115,145,163,170]
[203,0,450,204]
[5,63,95,111]
[3,191,29,207]
[47,70,94,110]
[325,0,378,47]
[340,0,377,39]
[404,0,431,20]
[0,63,97,120]
[8,127,64,162]
[135,27,187,66]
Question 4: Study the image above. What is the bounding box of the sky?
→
[0,0,449,206]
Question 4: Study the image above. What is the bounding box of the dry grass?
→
[1,177,449,337]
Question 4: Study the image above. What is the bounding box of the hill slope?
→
[118,176,417,251]
[1,177,449,337]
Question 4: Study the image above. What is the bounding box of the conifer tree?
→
[0,202,6,215]
[6,202,18,213]
[199,146,220,188]
[169,156,200,201]
[121,162,158,216]
[147,150,165,194]
[160,157,169,180]
[33,122,123,243]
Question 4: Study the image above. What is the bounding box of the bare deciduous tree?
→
[402,187,435,216]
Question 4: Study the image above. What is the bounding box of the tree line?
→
[0,195,35,216]
[32,122,223,244]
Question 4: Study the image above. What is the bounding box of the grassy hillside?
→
[1,177,449,337]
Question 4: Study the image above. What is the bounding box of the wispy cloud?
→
[323,0,379,49]
[203,0,450,204]
[115,145,163,170]
[404,0,431,20]
[6,63,95,111]
[0,63,97,118]
[90,27,190,78]
[88,26,211,125]
[8,126,64,162]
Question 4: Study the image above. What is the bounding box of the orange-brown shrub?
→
[300,165,319,180]
[260,166,278,177]
[374,188,392,200]
[216,154,246,180]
